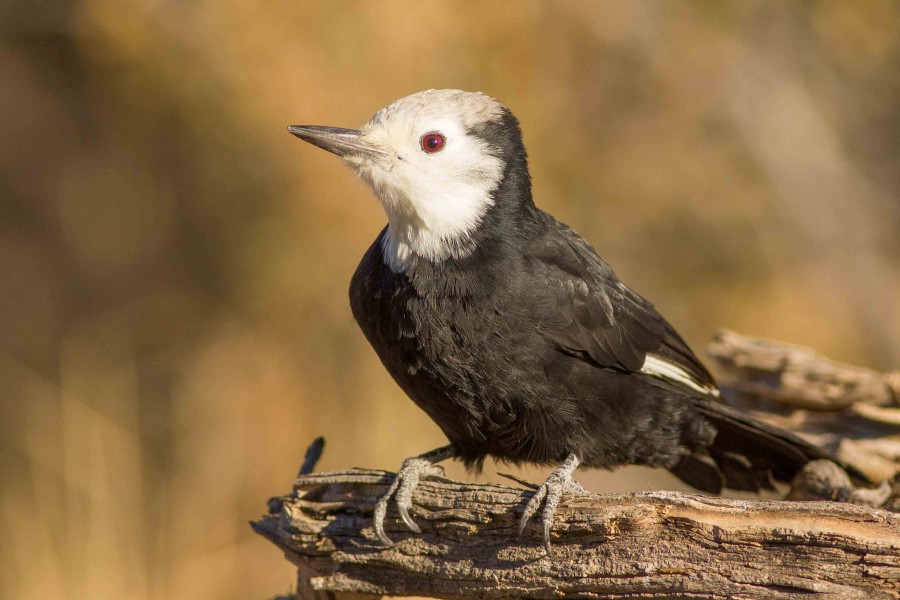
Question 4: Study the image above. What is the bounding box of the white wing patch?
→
[641,355,720,397]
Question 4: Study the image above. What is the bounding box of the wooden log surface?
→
[708,330,900,483]
[253,467,900,599]
[708,329,900,411]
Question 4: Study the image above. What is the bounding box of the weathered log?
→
[708,330,900,482]
[708,329,900,411]
[253,467,900,599]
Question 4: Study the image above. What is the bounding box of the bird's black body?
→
[349,108,828,494]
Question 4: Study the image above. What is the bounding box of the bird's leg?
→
[373,444,456,545]
[518,453,587,554]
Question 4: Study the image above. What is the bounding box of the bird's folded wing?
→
[526,216,717,395]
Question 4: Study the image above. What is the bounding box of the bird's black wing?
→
[526,214,717,394]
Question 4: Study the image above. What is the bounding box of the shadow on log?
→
[253,331,900,599]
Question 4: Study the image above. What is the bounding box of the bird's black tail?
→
[669,398,839,494]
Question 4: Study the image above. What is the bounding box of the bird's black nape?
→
[468,107,533,209]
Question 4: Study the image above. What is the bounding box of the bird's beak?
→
[287,125,384,159]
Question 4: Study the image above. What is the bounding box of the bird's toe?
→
[518,483,549,534]
[373,454,448,545]
[518,453,584,553]
[373,485,398,545]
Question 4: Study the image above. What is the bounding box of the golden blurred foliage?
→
[2,1,899,598]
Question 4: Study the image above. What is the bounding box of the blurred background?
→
[2,1,899,598]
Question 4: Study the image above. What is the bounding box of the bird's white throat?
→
[368,163,503,272]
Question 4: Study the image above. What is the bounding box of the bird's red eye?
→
[420,132,446,154]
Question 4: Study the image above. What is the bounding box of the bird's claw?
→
[518,454,586,554]
[373,456,446,545]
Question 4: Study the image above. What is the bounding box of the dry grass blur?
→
[2,1,899,598]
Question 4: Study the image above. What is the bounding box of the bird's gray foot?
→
[373,445,455,545]
[518,453,586,554]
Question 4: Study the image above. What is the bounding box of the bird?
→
[287,89,842,553]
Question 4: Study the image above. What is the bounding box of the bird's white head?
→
[289,90,514,272]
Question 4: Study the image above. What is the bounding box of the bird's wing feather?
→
[526,214,716,393]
